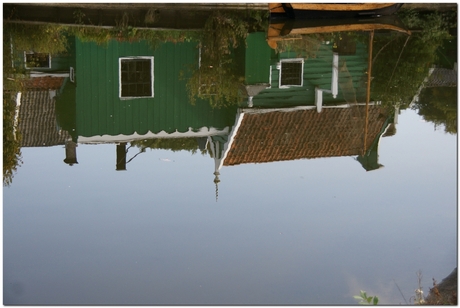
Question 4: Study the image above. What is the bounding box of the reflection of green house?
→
[17,78,72,148]
[215,31,396,175]
[80,39,235,139]
[210,105,394,183]
[56,36,238,168]
[12,35,76,78]
[53,32,395,179]
[243,32,369,110]
[11,33,76,148]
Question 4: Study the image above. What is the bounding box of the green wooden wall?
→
[245,32,272,85]
[250,39,369,108]
[75,38,236,138]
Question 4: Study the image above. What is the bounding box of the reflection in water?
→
[16,21,402,188]
[6,6,457,185]
[3,5,457,305]
[3,6,456,188]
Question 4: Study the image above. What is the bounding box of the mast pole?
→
[364,30,374,155]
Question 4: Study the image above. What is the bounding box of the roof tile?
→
[224,106,388,166]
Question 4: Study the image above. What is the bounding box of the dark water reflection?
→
[3,4,457,305]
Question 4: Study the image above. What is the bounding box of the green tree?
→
[371,10,455,110]
[3,24,24,187]
[5,23,69,57]
[185,10,267,108]
[3,93,22,187]
[131,137,206,154]
[413,86,457,134]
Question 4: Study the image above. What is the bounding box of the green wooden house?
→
[56,36,239,141]
[53,32,394,178]
[215,31,396,177]
[243,31,370,111]
[55,36,239,169]
[56,31,375,142]
[73,38,236,140]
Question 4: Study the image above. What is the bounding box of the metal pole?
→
[364,30,374,155]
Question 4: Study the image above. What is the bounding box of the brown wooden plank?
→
[290,3,396,11]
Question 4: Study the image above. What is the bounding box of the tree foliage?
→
[371,10,455,109]
[274,34,323,58]
[130,137,208,155]
[413,86,457,134]
[3,24,24,187]
[185,10,267,108]
[354,290,379,305]
[5,23,69,56]
[3,94,22,187]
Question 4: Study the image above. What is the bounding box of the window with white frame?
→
[119,57,154,99]
[279,59,304,88]
[24,52,51,69]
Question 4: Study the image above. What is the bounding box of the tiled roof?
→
[426,68,457,87]
[18,90,71,147]
[224,105,389,166]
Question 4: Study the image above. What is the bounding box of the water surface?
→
[3,5,457,305]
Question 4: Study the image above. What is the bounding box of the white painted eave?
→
[78,126,230,144]
[240,101,379,115]
[214,109,246,172]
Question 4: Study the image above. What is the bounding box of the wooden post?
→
[63,140,78,166]
[116,143,127,171]
[364,31,374,155]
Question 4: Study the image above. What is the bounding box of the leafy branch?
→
[354,290,379,305]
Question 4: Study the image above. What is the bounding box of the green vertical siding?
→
[75,38,236,138]
[251,40,369,108]
[245,32,272,84]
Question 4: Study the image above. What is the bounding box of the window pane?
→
[281,62,302,86]
[120,59,153,97]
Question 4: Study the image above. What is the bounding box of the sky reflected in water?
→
[4,108,456,305]
[3,3,457,305]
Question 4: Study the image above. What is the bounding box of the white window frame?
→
[119,56,154,100]
[278,58,304,88]
[24,52,51,69]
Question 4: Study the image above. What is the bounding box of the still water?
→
[3,5,457,305]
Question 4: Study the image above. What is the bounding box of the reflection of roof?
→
[425,68,457,88]
[223,105,389,166]
[19,90,71,147]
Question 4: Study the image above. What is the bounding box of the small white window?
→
[119,57,154,99]
[24,52,51,69]
[279,58,304,88]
